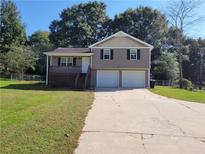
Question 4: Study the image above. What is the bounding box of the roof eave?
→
[43,52,94,56]
[89,31,154,49]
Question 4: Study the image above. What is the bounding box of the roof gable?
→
[89,31,153,49]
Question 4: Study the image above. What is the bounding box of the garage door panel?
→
[122,71,145,88]
[97,70,119,88]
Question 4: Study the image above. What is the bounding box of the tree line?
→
[0,0,204,88]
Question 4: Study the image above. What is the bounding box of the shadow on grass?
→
[0,83,87,91]
[1,83,145,92]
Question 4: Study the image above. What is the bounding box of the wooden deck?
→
[48,66,91,88]
[48,66,80,87]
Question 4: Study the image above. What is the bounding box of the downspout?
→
[148,48,152,88]
[148,68,150,88]
[90,48,93,69]
[90,48,93,88]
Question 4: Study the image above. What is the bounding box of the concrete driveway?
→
[75,89,205,154]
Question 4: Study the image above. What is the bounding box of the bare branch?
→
[184,16,205,27]
[167,0,205,31]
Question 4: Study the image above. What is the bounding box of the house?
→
[44,31,153,88]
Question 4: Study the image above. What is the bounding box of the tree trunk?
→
[179,50,183,88]
[177,29,183,88]
[21,69,24,80]
[199,53,203,90]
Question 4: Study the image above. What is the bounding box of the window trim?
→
[60,57,67,66]
[130,49,137,60]
[60,57,73,66]
[103,48,111,60]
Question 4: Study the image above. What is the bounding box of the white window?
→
[103,49,111,60]
[60,57,73,66]
[60,57,67,66]
[130,49,137,60]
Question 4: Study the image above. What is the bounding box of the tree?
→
[28,30,53,75]
[0,0,26,71]
[5,46,38,77]
[0,0,26,52]
[113,7,168,46]
[183,38,205,86]
[152,50,179,81]
[49,1,111,47]
[167,0,205,88]
[198,38,205,87]
[29,30,50,45]
[113,6,170,80]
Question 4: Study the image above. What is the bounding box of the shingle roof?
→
[51,48,90,53]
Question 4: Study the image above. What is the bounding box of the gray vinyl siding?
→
[91,48,150,69]
[95,36,148,47]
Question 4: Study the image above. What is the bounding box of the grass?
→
[0,78,94,154]
[149,86,205,104]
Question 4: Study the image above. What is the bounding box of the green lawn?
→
[149,86,205,103]
[0,78,94,154]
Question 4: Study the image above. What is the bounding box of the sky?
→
[14,0,205,38]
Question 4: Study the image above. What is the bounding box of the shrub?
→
[181,78,192,89]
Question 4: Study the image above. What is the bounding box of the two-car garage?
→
[96,70,146,88]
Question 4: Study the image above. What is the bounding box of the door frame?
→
[81,57,90,73]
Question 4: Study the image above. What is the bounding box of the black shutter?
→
[100,49,103,59]
[137,49,141,60]
[58,57,61,66]
[127,49,130,60]
[110,49,113,60]
[73,58,76,66]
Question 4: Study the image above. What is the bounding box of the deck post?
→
[46,55,49,85]
[50,56,52,66]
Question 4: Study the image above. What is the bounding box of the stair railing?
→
[84,65,91,89]
[75,73,80,88]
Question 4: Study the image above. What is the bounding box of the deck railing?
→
[49,66,81,74]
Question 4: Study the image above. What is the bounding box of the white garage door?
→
[122,71,145,88]
[97,70,119,88]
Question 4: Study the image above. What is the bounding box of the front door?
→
[82,57,90,73]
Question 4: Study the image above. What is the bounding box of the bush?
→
[181,78,192,89]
